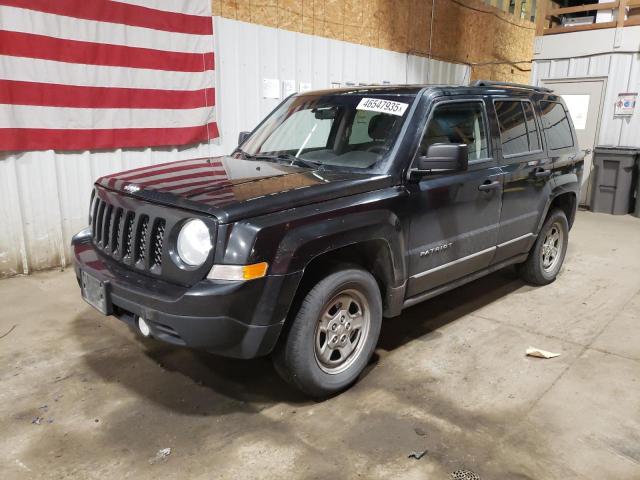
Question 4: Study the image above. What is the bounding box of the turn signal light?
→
[207,262,269,281]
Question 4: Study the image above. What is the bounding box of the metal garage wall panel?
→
[600,54,634,146]
[587,56,611,77]
[212,17,468,155]
[0,16,468,278]
[533,36,640,150]
[619,54,640,146]
[0,143,212,277]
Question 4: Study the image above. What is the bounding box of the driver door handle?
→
[534,167,552,178]
[478,180,501,191]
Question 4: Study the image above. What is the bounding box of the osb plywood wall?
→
[211,0,535,83]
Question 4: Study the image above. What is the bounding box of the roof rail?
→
[471,80,553,93]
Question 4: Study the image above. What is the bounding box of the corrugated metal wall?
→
[212,17,470,154]
[532,53,640,147]
[0,16,470,278]
[0,143,214,277]
[531,28,640,148]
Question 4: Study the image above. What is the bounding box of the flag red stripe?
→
[137,170,227,187]
[0,80,215,109]
[119,163,225,181]
[0,122,219,151]
[0,31,214,72]
[171,178,232,192]
[103,158,213,178]
[0,0,213,35]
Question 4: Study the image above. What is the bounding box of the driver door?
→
[406,98,503,298]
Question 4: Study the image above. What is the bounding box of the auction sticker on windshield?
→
[357,98,408,116]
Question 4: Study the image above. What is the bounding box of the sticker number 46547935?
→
[356,98,409,116]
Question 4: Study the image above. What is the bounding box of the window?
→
[522,101,541,151]
[240,93,414,169]
[539,101,574,150]
[261,108,333,152]
[418,102,489,162]
[349,109,378,145]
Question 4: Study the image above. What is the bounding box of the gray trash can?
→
[590,146,637,215]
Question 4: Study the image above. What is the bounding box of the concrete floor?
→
[1,211,639,480]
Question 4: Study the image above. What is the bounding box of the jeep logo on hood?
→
[124,184,141,193]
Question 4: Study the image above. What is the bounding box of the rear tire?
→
[517,209,569,285]
[273,267,382,398]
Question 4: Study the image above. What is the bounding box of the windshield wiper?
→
[250,153,320,169]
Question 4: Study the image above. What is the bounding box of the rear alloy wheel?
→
[517,209,569,285]
[273,267,382,398]
[540,221,564,274]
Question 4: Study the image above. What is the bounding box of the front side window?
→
[418,102,489,162]
[539,101,574,150]
[240,93,415,170]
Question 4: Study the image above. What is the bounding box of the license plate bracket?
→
[81,271,111,315]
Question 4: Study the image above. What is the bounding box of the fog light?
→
[137,316,151,337]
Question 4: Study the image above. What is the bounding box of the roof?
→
[297,81,555,98]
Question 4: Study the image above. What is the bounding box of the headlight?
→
[177,219,212,266]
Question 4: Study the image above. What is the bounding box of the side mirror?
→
[416,143,468,172]
[238,131,251,146]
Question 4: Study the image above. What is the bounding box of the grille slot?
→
[95,200,106,244]
[111,208,123,254]
[150,220,165,268]
[123,213,135,259]
[135,216,149,264]
[102,204,113,250]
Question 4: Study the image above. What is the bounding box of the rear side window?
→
[522,102,541,151]
[494,100,541,156]
[419,102,489,162]
[539,101,574,150]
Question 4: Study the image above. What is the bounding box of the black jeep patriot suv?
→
[73,81,583,397]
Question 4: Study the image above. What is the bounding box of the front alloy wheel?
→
[314,289,371,375]
[273,266,382,398]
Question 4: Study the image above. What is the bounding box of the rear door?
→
[540,79,604,206]
[492,97,552,264]
[405,97,503,298]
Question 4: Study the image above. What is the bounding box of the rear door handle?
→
[534,168,552,179]
[478,180,501,191]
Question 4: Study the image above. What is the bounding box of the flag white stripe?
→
[0,105,215,129]
[0,6,214,54]
[121,0,212,16]
[0,55,214,90]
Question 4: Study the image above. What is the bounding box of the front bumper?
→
[72,229,301,359]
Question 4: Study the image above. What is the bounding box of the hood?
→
[96,156,394,223]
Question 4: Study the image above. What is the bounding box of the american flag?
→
[0,0,218,151]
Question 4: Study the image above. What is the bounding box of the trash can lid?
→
[594,145,639,153]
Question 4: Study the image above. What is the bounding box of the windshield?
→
[238,92,416,170]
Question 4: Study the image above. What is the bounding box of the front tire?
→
[273,267,382,398]
[517,209,569,285]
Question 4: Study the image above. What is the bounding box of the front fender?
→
[271,209,405,283]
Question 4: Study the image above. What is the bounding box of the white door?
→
[540,78,605,206]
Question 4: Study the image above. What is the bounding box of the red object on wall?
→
[0,0,218,151]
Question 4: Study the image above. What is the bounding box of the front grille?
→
[88,186,216,286]
[90,194,166,274]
